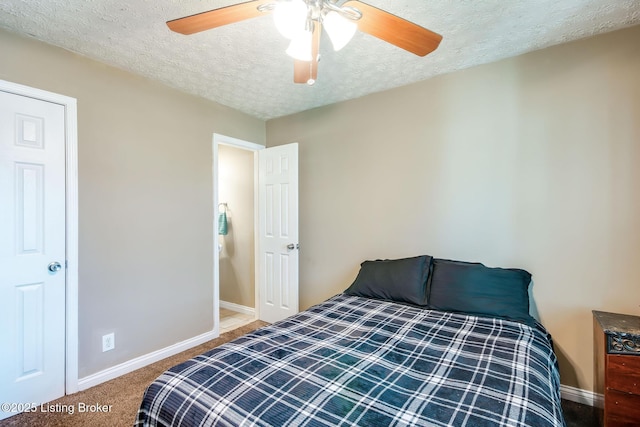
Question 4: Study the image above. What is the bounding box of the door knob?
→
[48,262,62,273]
[286,243,299,250]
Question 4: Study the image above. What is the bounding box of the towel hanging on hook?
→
[218,203,228,236]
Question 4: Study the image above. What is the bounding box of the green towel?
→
[218,211,228,235]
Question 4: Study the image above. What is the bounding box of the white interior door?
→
[258,143,299,323]
[0,91,66,420]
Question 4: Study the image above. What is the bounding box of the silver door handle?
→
[286,244,299,251]
[48,262,62,273]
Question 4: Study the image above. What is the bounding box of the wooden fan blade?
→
[293,59,318,84]
[167,0,273,35]
[293,22,321,84]
[343,1,442,56]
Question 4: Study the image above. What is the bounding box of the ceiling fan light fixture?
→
[286,29,313,61]
[323,10,357,51]
[273,0,308,40]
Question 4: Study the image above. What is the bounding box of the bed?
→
[136,256,565,426]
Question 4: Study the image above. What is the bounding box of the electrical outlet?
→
[102,333,115,352]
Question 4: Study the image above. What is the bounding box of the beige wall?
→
[267,25,640,391]
[219,145,255,308]
[0,29,265,377]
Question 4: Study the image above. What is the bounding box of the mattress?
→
[136,293,565,426]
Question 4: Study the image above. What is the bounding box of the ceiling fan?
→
[167,0,442,85]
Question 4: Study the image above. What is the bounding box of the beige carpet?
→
[0,321,268,427]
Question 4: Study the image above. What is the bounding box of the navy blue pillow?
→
[428,258,534,325]
[345,255,432,306]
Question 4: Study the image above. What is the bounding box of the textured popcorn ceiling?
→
[1,1,639,120]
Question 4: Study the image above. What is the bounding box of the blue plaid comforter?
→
[136,294,565,426]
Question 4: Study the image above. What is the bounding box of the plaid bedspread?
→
[136,294,565,426]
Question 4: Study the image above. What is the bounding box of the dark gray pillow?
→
[344,255,432,306]
[428,258,534,325]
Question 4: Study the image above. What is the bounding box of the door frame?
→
[212,133,264,336]
[0,79,79,394]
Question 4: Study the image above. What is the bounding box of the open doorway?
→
[212,134,264,335]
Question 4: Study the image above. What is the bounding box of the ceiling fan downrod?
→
[257,0,363,23]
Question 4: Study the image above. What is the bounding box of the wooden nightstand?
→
[593,310,640,426]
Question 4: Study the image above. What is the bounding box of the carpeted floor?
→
[2,319,598,427]
[0,321,268,427]
[562,398,599,427]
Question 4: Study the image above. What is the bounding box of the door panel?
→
[258,143,299,323]
[0,91,66,420]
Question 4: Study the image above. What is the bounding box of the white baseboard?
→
[77,329,219,391]
[220,300,255,317]
[560,384,602,407]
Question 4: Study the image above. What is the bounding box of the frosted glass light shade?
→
[286,30,313,61]
[273,0,308,40]
[323,11,357,51]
